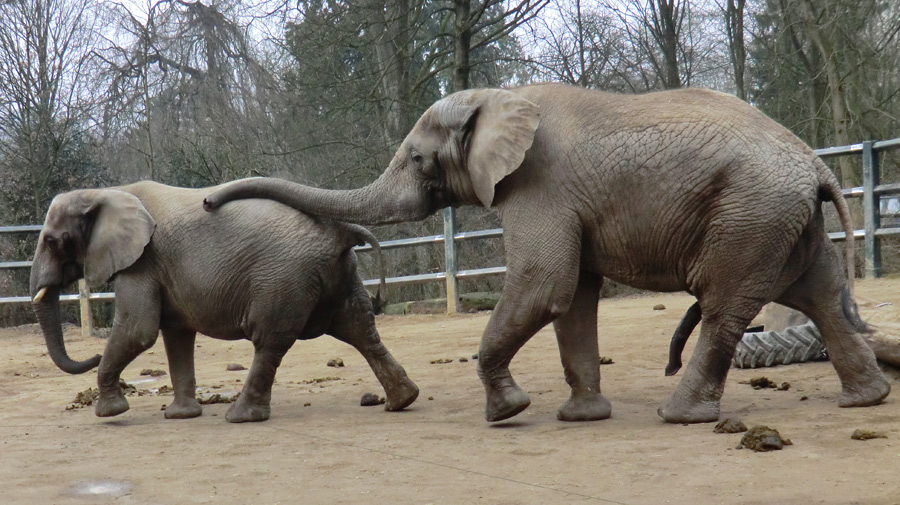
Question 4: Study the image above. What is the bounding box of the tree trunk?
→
[655,0,682,89]
[725,0,746,100]
[452,0,472,93]
[372,0,414,146]
[798,0,855,186]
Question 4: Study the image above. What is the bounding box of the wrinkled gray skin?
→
[31,181,418,423]
[203,83,889,424]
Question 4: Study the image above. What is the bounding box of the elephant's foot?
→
[838,374,890,408]
[384,380,419,412]
[225,401,270,423]
[657,394,720,424]
[557,392,612,422]
[484,383,531,422]
[95,395,129,418]
[164,398,203,419]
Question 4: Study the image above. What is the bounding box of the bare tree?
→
[449,0,549,92]
[610,0,692,89]
[721,0,746,100]
[95,0,280,185]
[0,0,100,219]
[522,0,627,88]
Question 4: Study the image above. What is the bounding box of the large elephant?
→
[31,181,418,423]
[202,83,889,423]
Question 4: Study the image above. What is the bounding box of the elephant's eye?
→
[411,153,424,166]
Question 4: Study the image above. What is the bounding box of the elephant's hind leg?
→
[161,328,202,419]
[776,241,889,408]
[553,271,611,422]
[658,299,760,424]
[329,284,419,411]
[226,337,295,423]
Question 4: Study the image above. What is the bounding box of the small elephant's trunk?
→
[32,286,101,374]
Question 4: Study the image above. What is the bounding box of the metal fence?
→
[2,138,900,326]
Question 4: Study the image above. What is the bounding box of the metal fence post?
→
[78,279,93,338]
[862,140,882,279]
[443,207,460,314]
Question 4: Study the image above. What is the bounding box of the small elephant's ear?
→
[83,190,155,287]
[451,89,539,207]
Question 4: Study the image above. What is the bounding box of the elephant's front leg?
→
[161,328,202,419]
[226,339,293,423]
[95,278,161,418]
[478,223,581,422]
[553,271,611,422]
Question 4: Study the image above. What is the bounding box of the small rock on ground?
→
[653,304,666,310]
[739,425,792,452]
[714,418,748,434]
[226,363,246,371]
[327,358,345,368]
[851,429,888,441]
[742,377,789,391]
[360,392,385,406]
[197,392,240,405]
[140,369,167,377]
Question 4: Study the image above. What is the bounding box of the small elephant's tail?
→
[348,224,387,310]
[818,163,856,293]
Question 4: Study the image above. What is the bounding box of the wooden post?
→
[78,279,93,338]
[443,207,460,314]
[862,140,881,279]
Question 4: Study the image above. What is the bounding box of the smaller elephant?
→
[30,181,418,422]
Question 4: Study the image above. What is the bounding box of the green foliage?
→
[749,0,900,148]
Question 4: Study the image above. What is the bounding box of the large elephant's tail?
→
[818,163,856,293]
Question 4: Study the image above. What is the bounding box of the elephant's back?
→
[137,185,352,328]
[122,180,346,250]
[513,84,813,156]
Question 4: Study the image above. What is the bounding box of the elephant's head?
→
[30,189,155,374]
[202,88,540,224]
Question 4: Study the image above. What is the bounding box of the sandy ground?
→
[3,280,900,504]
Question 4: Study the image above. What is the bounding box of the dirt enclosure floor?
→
[5,281,900,504]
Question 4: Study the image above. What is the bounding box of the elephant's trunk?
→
[203,173,427,226]
[32,286,102,374]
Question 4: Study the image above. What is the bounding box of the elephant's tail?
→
[819,165,856,293]
[348,224,387,310]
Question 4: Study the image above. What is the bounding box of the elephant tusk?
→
[32,287,47,303]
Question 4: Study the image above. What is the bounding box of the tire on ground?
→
[733,322,827,369]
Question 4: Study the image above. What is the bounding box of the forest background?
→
[1,0,899,326]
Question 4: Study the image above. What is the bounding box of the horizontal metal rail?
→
[4,138,900,314]
[0,292,115,305]
[353,228,502,252]
[0,228,507,303]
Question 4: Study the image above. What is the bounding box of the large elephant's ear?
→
[83,190,155,287]
[451,89,539,207]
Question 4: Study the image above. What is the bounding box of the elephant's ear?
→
[453,89,539,207]
[83,190,155,287]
